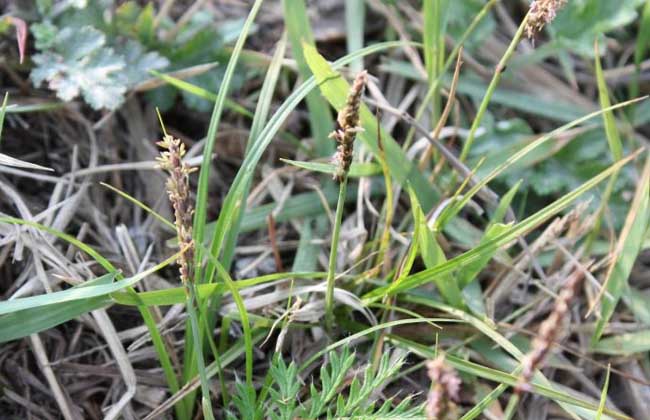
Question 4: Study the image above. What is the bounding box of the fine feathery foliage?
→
[227,348,424,420]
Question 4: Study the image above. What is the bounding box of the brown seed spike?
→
[515,265,589,394]
[425,355,461,420]
[525,0,567,39]
[330,70,367,182]
[157,135,196,286]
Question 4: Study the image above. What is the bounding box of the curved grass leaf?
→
[362,149,642,303]
[281,159,382,177]
[592,154,650,343]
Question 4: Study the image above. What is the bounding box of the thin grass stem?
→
[325,177,348,331]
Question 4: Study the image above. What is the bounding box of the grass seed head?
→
[516,266,586,393]
[330,70,368,182]
[526,0,567,39]
[425,355,461,420]
[157,135,196,285]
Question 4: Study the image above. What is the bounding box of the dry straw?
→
[330,70,368,182]
[525,0,567,38]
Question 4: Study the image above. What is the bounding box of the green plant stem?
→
[502,392,520,420]
[403,0,497,151]
[186,282,214,420]
[459,10,530,162]
[584,171,619,253]
[325,177,349,330]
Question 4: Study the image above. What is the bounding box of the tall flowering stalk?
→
[525,0,567,39]
[325,71,367,330]
[157,134,215,420]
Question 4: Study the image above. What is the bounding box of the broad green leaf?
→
[549,0,645,57]
[30,25,167,110]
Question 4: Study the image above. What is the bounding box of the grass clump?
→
[0,1,649,419]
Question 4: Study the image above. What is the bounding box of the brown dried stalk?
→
[330,70,368,182]
[525,0,567,39]
[516,265,588,393]
[425,355,461,420]
[157,135,196,286]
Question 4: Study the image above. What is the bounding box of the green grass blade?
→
[459,10,530,162]
[325,179,348,330]
[283,0,333,156]
[192,0,264,281]
[592,329,650,355]
[111,272,325,306]
[0,273,115,342]
[201,247,254,389]
[151,70,253,118]
[345,0,365,73]
[594,40,623,161]
[635,1,650,70]
[221,33,287,271]
[408,187,463,307]
[592,154,650,343]
[0,216,185,416]
[0,92,8,145]
[0,296,110,342]
[458,223,511,289]
[100,182,175,230]
[596,364,611,420]
[0,254,178,315]
[281,159,382,177]
[204,41,410,283]
[363,149,641,302]
[423,0,449,120]
[184,2,263,412]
